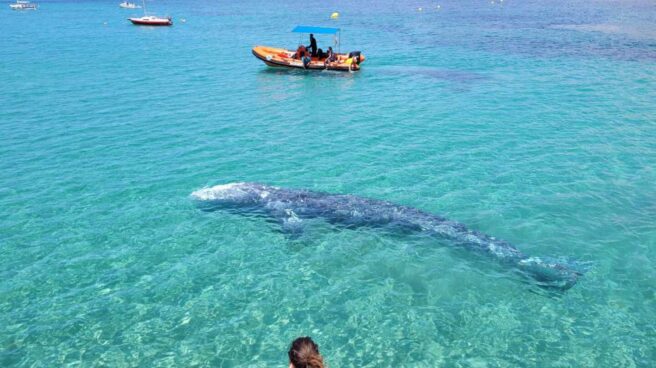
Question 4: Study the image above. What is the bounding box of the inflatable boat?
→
[252,26,365,72]
[252,46,365,72]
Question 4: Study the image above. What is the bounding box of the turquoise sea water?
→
[1,0,655,366]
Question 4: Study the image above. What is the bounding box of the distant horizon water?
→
[1,0,655,366]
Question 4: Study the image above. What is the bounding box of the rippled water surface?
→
[1,0,655,366]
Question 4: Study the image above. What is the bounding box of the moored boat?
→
[252,26,365,72]
[9,0,37,10]
[119,1,141,9]
[128,15,172,26]
[127,0,172,26]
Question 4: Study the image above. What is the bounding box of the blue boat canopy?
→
[292,26,340,35]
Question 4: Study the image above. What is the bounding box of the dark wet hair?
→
[288,336,324,368]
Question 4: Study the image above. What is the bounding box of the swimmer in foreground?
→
[288,336,325,368]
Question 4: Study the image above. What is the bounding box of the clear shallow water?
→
[1,0,655,366]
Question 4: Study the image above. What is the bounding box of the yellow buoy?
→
[330,12,339,19]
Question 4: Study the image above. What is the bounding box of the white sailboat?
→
[128,0,172,26]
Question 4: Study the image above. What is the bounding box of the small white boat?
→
[119,1,140,9]
[10,0,37,10]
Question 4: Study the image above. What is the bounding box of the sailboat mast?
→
[142,0,146,15]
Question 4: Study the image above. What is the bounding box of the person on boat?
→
[326,47,336,61]
[288,337,324,368]
[324,47,337,67]
[302,53,312,68]
[307,34,318,57]
[294,45,308,59]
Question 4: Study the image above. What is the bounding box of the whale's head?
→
[191,182,272,210]
[517,257,583,291]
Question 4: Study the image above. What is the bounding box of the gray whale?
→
[192,182,581,290]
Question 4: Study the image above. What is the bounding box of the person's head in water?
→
[288,336,324,368]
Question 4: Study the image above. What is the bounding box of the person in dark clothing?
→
[326,47,335,61]
[307,34,318,57]
[302,53,311,68]
[324,46,336,67]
